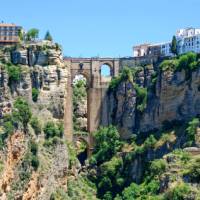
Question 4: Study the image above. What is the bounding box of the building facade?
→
[0,23,22,45]
[176,28,200,55]
[133,27,200,57]
[133,44,150,57]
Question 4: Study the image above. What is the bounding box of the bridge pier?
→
[64,57,120,155]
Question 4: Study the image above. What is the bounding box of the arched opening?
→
[72,74,89,164]
[72,74,88,133]
[75,138,88,166]
[100,64,111,77]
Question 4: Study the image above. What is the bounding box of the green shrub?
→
[90,126,121,164]
[50,189,68,200]
[185,158,200,183]
[134,84,147,112]
[31,155,39,170]
[160,52,199,75]
[0,114,15,149]
[13,97,32,132]
[43,121,59,139]
[121,179,160,200]
[186,118,199,145]
[109,67,134,91]
[57,122,64,137]
[143,134,157,149]
[3,121,14,136]
[164,183,192,200]
[30,117,42,135]
[160,59,178,71]
[149,159,167,177]
[30,141,38,155]
[109,76,122,91]
[0,160,4,174]
[6,63,21,85]
[26,28,39,41]
[32,88,39,102]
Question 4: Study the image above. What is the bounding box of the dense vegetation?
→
[160,52,200,80]
[85,115,200,200]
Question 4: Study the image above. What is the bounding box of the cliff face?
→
[0,41,68,122]
[109,63,200,138]
[0,41,70,199]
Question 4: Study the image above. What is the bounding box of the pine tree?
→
[44,31,53,41]
[171,35,178,55]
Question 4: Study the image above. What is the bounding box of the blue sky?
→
[1,0,200,57]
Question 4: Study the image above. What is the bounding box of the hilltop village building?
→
[133,28,200,57]
[0,23,22,45]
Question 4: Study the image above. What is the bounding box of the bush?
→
[185,158,200,183]
[90,126,121,164]
[31,155,39,170]
[43,121,59,139]
[143,134,157,149]
[43,121,64,146]
[3,121,14,136]
[164,183,192,200]
[6,63,21,85]
[109,67,134,91]
[13,97,32,132]
[30,141,38,155]
[160,52,199,75]
[149,159,167,177]
[32,88,39,102]
[134,84,147,112]
[160,59,178,71]
[30,117,42,135]
[186,118,199,145]
[50,189,68,200]
[57,122,64,137]
[26,28,39,41]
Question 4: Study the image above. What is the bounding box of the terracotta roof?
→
[0,23,18,27]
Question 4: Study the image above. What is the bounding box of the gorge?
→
[0,40,200,199]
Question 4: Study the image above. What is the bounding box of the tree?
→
[32,88,39,102]
[13,97,32,132]
[171,35,178,55]
[18,29,24,41]
[30,117,42,135]
[90,126,122,164]
[44,31,53,41]
[26,28,39,41]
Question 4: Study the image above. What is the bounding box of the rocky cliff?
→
[0,41,71,199]
[109,54,200,139]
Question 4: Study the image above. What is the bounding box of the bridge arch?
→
[64,57,120,154]
[100,63,112,77]
[74,136,90,165]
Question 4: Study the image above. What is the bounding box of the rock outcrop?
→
[0,41,70,199]
[0,40,68,122]
[109,64,200,138]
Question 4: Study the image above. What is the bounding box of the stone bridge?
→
[64,57,120,153]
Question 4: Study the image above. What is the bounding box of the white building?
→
[133,42,173,57]
[176,27,200,38]
[133,43,150,57]
[133,27,200,57]
[176,28,200,54]
[160,42,173,57]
